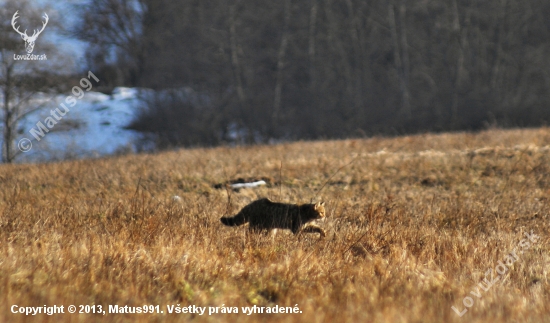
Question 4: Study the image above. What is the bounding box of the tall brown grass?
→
[1,128,549,322]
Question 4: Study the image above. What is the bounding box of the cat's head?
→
[313,201,326,218]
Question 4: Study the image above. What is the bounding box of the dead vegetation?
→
[0,128,549,322]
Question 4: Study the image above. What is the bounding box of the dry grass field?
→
[1,128,549,323]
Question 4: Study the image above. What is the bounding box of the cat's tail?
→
[220,213,247,226]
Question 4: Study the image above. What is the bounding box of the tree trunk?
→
[308,0,318,89]
[229,1,245,102]
[272,0,291,129]
[451,0,470,127]
[399,1,410,119]
[1,53,14,163]
[345,0,364,110]
[491,0,508,90]
[388,3,411,119]
[324,0,353,99]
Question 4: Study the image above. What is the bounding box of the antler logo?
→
[11,10,49,54]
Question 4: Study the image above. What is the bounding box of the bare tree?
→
[73,0,145,87]
[308,0,318,89]
[451,0,470,127]
[388,1,410,119]
[229,0,245,103]
[272,0,292,130]
[0,1,71,163]
[104,0,550,147]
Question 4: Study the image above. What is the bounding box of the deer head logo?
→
[11,11,49,54]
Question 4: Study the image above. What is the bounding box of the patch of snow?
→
[14,87,147,163]
[112,87,139,101]
[86,92,111,103]
[230,180,267,189]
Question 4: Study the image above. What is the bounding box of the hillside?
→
[15,87,143,163]
[1,128,549,322]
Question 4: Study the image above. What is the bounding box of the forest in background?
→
[77,0,550,147]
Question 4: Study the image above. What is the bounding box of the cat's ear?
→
[314,201,324,209]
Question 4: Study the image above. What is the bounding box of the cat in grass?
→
[220,198,326,237]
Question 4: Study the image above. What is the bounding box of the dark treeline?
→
[76,0,550,148]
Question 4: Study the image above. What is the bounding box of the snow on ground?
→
[15,87,146,163]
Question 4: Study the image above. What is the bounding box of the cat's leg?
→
[300,225,326,237]
[248,225,272,239]
[246,225,266,246]
[291,221,302,235]
[248,225,261,234]
[269,229,278,242]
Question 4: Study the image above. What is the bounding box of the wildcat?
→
[220,198,326,237]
